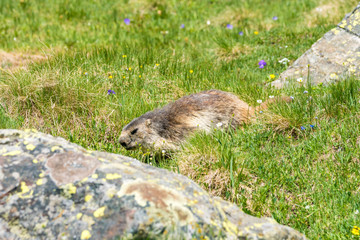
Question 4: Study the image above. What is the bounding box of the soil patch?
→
[0,50,47,71]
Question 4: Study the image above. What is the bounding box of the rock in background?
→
[0,129,306,240]
[271,3,360,88]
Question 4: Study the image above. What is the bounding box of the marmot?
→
[119,89,282,151]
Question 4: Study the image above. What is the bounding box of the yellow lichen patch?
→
[33,159,38,164]
[20,181,29,194]
[253,223,264,228]
[98,157,106,162]
[82,214,95,226]
[196,209,204,215]
[39,172,45,178]
[105,173,122,180]
[84,194,93,202]
[81,177,88,183]
[91,174,98,179]
[51,146,62,152]
[18,181,34,199]
[36,178,44,185]
[77,213,83,219]
[62,183,77,196]
[26,144,36,151]
[93,206,106,218]
[187,199,199,206]
[117,180,194,224]
[222,220,238,235]
[3,150,22,156]
[81,230,92,240]
[106,189,117,198]
[331,28,340,35]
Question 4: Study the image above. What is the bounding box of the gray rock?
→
[271,4,360,88]
[0,129,306,239]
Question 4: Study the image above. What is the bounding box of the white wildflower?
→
[305,205,310,210]
[216,122,223,128]
[256,99,263,104]
[278,58,290,64]
[297,77,303,83]
[355,210,359,215]
[207,20,211,25]
[269,95,274,99]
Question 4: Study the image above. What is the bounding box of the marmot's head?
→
[119,115,165,151]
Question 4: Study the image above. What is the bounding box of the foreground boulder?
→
[0,129,306,239]
[271,3,360,88]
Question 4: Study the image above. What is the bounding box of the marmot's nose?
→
[118,136,128,148]
[119,140,127,148]
[120,141,127,148]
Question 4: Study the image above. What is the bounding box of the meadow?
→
[0,0,359,238]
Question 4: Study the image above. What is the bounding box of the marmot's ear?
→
[145,119,151,126]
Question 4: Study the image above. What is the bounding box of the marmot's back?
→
[162,90,253,130]
[119,90,255,151]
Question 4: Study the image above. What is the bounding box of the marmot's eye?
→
[130,128,138,135]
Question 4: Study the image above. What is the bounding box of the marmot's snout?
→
[118,138,128,148]
[118,134,134,150]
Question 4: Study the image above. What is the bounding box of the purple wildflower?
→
[309,124,315,129]
[272,16,278,21]
[107,89,115,95]
[258,60,267,68]
[124,18,130,25]
[303,90,308,94]
[301,126,305,131]
[239,31,244,36]
[226,24,233,29]
[181,24,185,29]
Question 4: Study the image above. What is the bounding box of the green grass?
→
[0,0,359,239]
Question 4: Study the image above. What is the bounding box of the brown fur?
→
[118,90,285,151]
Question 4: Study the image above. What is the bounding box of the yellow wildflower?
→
[81,230,91,239]
[270,74,276,79]
[190,70,194,74]
[352,226,360,235]
[254,31,259,35]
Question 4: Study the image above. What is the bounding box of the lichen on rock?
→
[0,129,306,239]
[271,3,360,88]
